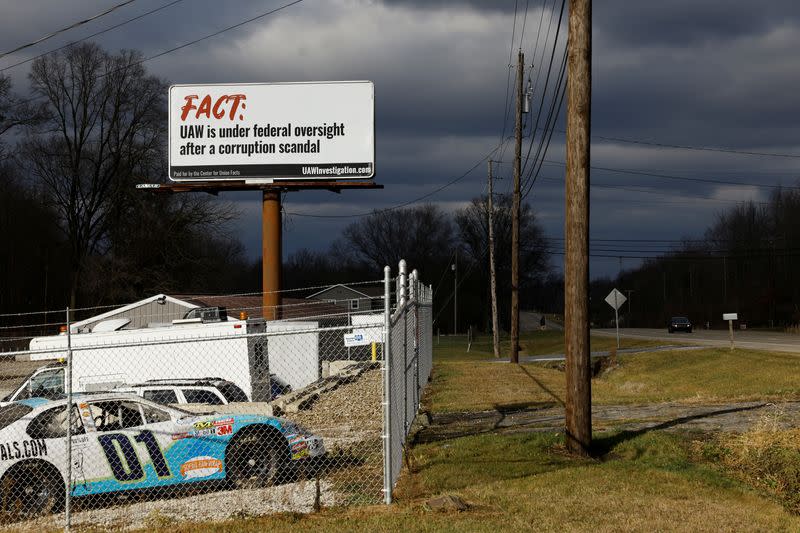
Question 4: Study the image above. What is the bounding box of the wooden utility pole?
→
[510,50,524,364]
[564,0,592,455]
[453,250,458,335]
[488,160,500,358]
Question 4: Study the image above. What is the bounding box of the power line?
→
[542,160,800,191]
[521,45,567,199]
[8,0,306,111]
[0,0,139,60]
[1,0,185,73]
[536,176,769,205]
[518,0,567,199]
[131,0,305,69]
[545,128,800,160]
[518,0,532,49]
[496,0,520,166]
[285,146,498,219]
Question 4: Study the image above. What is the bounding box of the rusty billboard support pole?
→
[262,190,282,320]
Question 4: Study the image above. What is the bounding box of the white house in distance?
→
[305,284,384,313]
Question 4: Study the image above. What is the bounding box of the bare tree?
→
[455,194,550,328]
[22,43,167,307]
[0,74,45,160]
[337,204,454,272]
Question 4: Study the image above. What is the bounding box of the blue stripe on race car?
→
[71,418,288,497]
[17,398,52,408]
[72,434,229,496]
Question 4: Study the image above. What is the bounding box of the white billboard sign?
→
[168,81,375,181]
[723,313,738,321]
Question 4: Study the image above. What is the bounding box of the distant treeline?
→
[591,187,800,329]
[0,43,556,335]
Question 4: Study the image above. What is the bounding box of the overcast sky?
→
[2,0,799,281]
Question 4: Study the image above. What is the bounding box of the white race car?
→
[0,393,324,519]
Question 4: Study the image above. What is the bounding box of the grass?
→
[706,410,800,514]
[138,431,800,532]
[115,331,800,531]
[429,332,800,412]
[433,330,665,362]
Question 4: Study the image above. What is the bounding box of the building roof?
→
[175,295,344,320]
[70,294,197,332]
[70,290,357,330]
[306,283,384,300]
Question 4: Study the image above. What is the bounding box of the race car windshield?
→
[0,404,33,430]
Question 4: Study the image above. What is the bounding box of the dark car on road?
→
[668,316,692,333]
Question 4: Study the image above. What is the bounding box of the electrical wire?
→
[587,131,800,159]
[0,0,139,60]
[542,160,800,191]
[7,0,306,111]
[516,0,566,199]
[285,146,498,218]
[496,0,520,167]
[1,0,186,73]
[534,176,768,205]
[130,0,305,69]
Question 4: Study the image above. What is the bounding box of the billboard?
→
[168,81,374,181]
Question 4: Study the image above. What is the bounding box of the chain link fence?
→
[0,262,431,530]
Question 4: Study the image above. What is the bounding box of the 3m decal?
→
[180,456,223,479]
[0,439,47,461]
[215,424,232,436]
[98,430,171,482]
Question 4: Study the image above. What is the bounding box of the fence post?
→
[411,270,420,411]
[403,299,409,437]
[399,260,407,308]
[65,308,72,533]
[382,265,393,505]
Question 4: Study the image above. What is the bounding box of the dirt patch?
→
[6,480,335,532]
[415,401,800,444]
[287,369,382,449]
[0,358,46,399]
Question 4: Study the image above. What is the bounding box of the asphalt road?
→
[592,327,800,354]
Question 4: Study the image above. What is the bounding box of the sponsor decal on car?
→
[292,447,309,460]
[288,434,310,460]
[0,439,48,461]
[192,423,234,438]
[180,456,223,479]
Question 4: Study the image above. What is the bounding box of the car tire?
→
[688,328,692,333]
[0,460,63,520]
[226,430,286,489]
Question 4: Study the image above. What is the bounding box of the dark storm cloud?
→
[595,0,800,47]
[2,0,799,278]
